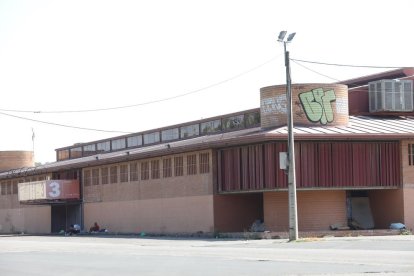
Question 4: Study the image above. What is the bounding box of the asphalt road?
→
[1,235,414,275]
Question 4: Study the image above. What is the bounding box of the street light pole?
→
[278,31,298,241]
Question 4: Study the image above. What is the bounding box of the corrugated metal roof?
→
[1,115,413,179]
[267,116,414,136]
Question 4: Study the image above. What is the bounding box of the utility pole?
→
[32,128,35,164]
[278,31,298,241]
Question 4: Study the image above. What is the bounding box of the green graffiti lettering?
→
[299,88,337,125]
[298,90,322,122]
[322,89,336,123]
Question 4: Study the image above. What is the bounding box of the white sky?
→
[0,0,413,164]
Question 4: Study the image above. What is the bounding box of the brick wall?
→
[0,205,50,234]
[369,189,404,229]
[401,140,414,230]
[264,190,347,232]
[83,150,213,203]
[0,151,33,172]
[260,83,348,129]
[213,193,263,232]
[84,195,214,233]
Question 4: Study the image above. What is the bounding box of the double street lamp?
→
[278,31,298,241]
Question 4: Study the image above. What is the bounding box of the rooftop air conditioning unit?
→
[368,79,413,112]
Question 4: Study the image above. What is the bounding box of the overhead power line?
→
[0,56,280,114]
[0,111,133,134]
[290,59,340,81]
[291,58,410,69]
[347,73,414,91]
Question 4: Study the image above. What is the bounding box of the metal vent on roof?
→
[368,79,413,112]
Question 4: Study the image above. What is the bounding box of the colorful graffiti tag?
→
[298,88,336,125]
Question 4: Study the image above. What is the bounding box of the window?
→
[112,138,126,151]
[110,166,118,184]
[92,168,99,185]
[130,162,139,181]
[6,181,12,195]
[57,149,69,161]
[199,153,210,174]
[151,160,160,179]
[174,156,183,176]
[409,144,414,166]
[97,141,111,153]
[127,135,142,148]
[84,170,91,186]
[0,182,5,195]
[245,112,260,127]
[141,162,149,180]
[163,158,172,178]
[83,144,97,156]
[143,132,160,145]
[70,147,82,159]
[222,115,244,130]
[120,164,129,183]
[12,180,18,194]
[187,154,197,175]
[201,120,221,134]
[180,124,199,139]
[161,128,179,141]
[101,167,109,185]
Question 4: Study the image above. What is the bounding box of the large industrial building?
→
[0,68,413,235]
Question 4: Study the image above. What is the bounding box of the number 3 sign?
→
[47,181,61,198]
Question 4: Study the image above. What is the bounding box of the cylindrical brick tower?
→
[260,83,348,129]
[0,151,34,172]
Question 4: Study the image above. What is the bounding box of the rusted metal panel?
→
[332,143,353,187]
[318,143,333,187]
[18,179,80,202]
[299,143,318,188]
[218,141,401,193]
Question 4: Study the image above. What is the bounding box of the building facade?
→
[0,69,413,234]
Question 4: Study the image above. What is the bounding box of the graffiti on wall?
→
[261,94,287,114]
[298,88,336,125]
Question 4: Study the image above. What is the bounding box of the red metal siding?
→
[218,141,401,192]
[332,143,353,187]
[299,143,318,188]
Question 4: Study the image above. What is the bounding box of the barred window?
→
[174,156,183,177]
[143,132,160,145]
[127,135,142,148]
[112,138,126,151]
[0,182,5,195]
[141,162,149,180]
[70,147,83,159]
[163,158,172,178]
[12,180,18,194]
[84,170,91,186]
[101,167,109,185]
[6,180,12,195]
[409,144,414,166]
[83,144,97,156]
[110,166,118,184]
[97,141,111,153]
[57,149,69,161]
[187,154,197,175]
[120,164,129,183]
[180,124,199,139]
[199,152,210,174]
[92,168,100,185]
[151,160,160,179]
[130,162,139,181]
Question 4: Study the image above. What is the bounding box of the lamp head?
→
[278,31,287,42]
[287,32,296,42]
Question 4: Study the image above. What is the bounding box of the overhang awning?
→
[18,179,80,204]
